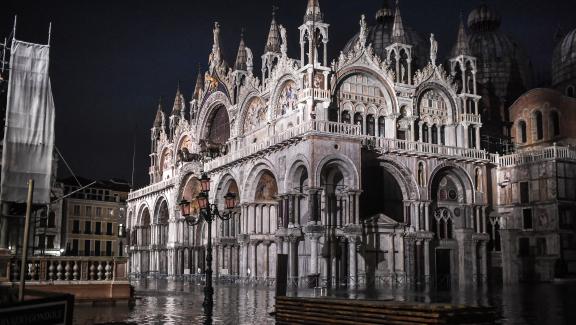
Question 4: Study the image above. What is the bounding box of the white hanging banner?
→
[1,40,55,204]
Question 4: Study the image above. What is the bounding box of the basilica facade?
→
[126,0,576,287]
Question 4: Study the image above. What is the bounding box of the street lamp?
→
[178,172,237,320]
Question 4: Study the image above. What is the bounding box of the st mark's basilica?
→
[126,0,576,287]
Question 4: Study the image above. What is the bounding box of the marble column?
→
[288,237,298,279]
[424,240,431,286]
[307,234,321,275]
[348,236,357,287]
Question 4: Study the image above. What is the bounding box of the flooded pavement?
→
[74,279,576,324]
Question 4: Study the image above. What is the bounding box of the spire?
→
[192,66,204,100]
[391,0,407,44]
[304,0,322,23]
[265,8,281,53]
[453,14,471,56]
[154,98,164,128]
[234,29,248,71]
[172,82,185,116]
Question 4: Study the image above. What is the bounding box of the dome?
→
[551,28,576,90]
[342,2,426,68]
[465,4,532,111]
[467,4,501,32]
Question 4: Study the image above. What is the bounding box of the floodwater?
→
[74,279,576,325]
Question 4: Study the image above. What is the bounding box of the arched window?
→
[518,120,527,143]
[367,114,375,136]
[341,111,351,124]
[354,112,363,133]
[378,116,386,137]
[550,111,560,137]
[567,85,575,98]
[535,111,543,140]
[422,124,429,143]
[431,125,438,144]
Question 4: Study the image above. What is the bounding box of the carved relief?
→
[277,80,299,116]
[243,97,268,134]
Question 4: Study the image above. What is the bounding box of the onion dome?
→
[465,3,532,111]
[551,27,576,90]
[342,0,425,67]
[467,3,501,32]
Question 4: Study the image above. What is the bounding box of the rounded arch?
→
[137,203,151,226]
[176,134,192,153]
[332,66,397,115]
[152,195,170,224]
[284,156,311,193]
[271,76,300,118]
[379,159,419,201]
[314,154,359,190]
[414,82,458,123]
[428,164,474,204]
[242,160,280,202]
[213,173,241,207]
[199,97,231,144]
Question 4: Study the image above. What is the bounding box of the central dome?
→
[342,2,426,68]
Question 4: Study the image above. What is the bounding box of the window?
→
[518,238,530,257]
[535,111,543,140]
[72,220,80,234]
[86,206,92,217]
[567,85,575,98]
[119,241,124,257]
[48,212,56,228]
[108,208,114,217]
[536,238,547,256]
[84,240,91,256]
[73,205,81,216]
[38,234,45,249]
[72,239,79,255]
[94,240,101,256]
[523,209,533,230]
[96,207,102,217]
[118,224,125,237]
[518,120,527,143]
[107,223,113,236]
[560,208,575,230]
[550,111,560,137]
[84,221,92,234]
[47,235,55,249]
[95,222,101,235]
[520,182,529,204]
[106,241,113,256]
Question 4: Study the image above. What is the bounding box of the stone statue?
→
[213,22,220,50]
[430,33,438,65]
[359,14,368,46]
[280,25,288,56]
[401,64,406,83]
[246,47,254,72]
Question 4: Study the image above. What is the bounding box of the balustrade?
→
[5,256,127,283]
[496,145,576,167]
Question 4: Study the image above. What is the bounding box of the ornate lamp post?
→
[179,172,237,320]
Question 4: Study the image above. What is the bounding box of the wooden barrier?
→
[275,296,497,325]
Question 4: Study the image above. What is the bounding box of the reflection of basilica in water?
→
[127,0,576,286]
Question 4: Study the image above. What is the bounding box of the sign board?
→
[0,293,74,325]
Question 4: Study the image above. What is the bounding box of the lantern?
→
[179,199,191,217]
[200,173,211,192]
[224,192,237,210]
[197,192,209,210]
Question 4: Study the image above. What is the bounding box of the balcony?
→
[204,120,361,172]
[128,178,174,201]
[299,88,330,101]
[366,137,492,162]
[495,145,576,167]
[460,114,482,124]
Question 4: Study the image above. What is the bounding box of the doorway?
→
[435,248,451,290]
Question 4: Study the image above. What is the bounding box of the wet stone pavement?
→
[73,279,576,324]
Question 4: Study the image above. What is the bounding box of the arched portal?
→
[205,104,230,145]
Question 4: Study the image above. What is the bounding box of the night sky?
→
[2,0,574,188]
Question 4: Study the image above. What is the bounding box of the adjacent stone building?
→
[61,177,130,258]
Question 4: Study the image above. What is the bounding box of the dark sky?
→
[2,0,574,188]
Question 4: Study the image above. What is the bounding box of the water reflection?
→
[73,280,576,325]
